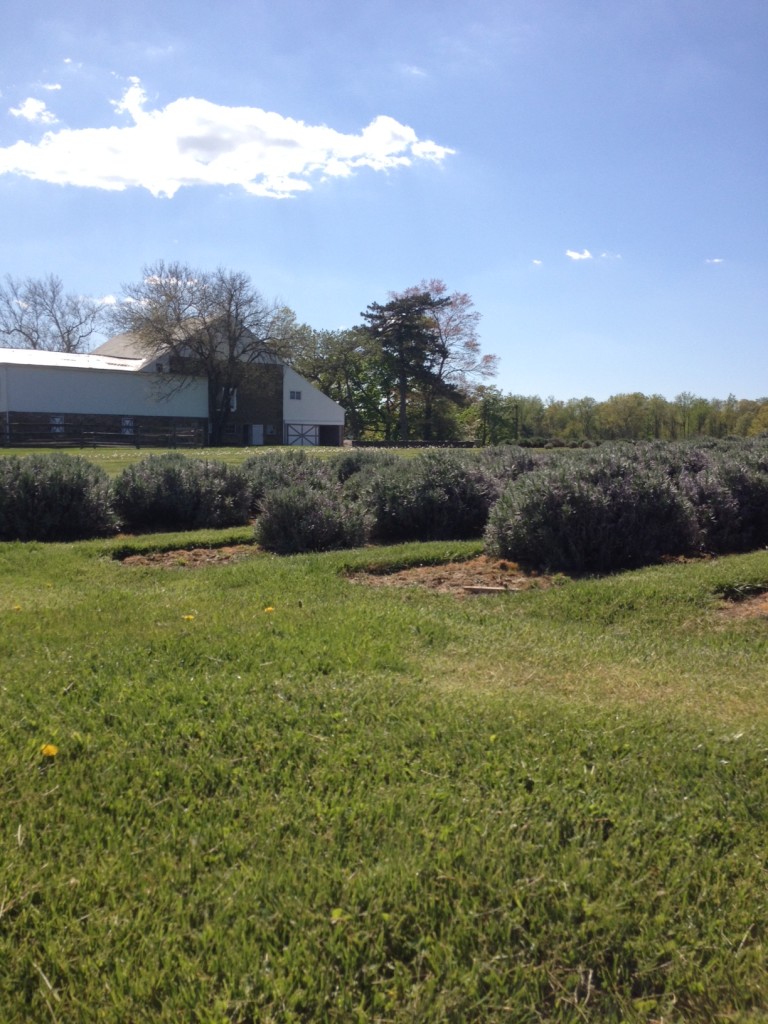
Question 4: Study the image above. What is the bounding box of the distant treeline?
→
[462,389,768,446]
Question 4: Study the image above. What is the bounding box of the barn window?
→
[49,415,65,435]
[290,390,302,400]
[121,417,135,435]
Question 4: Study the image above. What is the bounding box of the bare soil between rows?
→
[119,545,768,615]
[119,547,553,593]
[346,555,557,595]
[120,545,256,569]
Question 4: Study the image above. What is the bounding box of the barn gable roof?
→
[0,346,145,372]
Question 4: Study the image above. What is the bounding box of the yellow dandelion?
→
[264,606,275,613]
[40,743,58,758]
[12,605,21,612]
[182,614,196,621]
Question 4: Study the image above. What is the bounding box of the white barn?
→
[0,341,345,447]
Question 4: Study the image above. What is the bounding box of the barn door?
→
[286,424,318,446]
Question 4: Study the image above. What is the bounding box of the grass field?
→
[2,531,768,1022]
[0,446,268,475]
[0,444,444,476]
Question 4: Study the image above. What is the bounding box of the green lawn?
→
[2,534,768,1022]
[0,444,448,476]
[0,446,273,475]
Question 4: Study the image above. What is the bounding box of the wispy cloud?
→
[41,83,62,92]
[565,249,592,261]
[705,257,724,264]
[9,97,58,124]
[0,77,454,199]
[531,259,543,266]
[400,64,428,78]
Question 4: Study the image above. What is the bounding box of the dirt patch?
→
[348,555,560,596]
[119,547,554,594]
[120,545,256,568]
[719,588,768,620]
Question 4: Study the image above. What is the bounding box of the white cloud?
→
[9,97,58,125]
[41,83,62,92]
[565,249,593,261]
[532,259,543,266]
[600,251,622,260]
[0,77,454,199]
[400,64,428,78]
[705,257,724,264]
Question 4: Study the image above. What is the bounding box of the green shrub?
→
[678,469,743,553]
[662,442,768,552]
[473,444,542,487]
[0,453,116,541]
[113,453,252,532]
[324,447,400,484]
[255,484,369,553]
[714,456,768,551]
[364,451,495,543]
[485,461,699,573]
[241,449,333,509]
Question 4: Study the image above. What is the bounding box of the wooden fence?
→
[0,420,206,449]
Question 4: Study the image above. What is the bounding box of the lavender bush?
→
[113,454,252,531]
[712,454,768,551]
[0,454,116,541]
[255,484,369,554]
[241,449,333,510]
[363,450,496,543]
[472,444,543,487]
[485,459,700,573]
[324,447,400,484]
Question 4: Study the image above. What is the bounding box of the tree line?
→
[1,265,765,444]
[466,388,768,445]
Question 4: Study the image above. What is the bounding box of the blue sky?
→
[0,0,765,400]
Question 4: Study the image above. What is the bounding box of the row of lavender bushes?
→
[1,442,767,573]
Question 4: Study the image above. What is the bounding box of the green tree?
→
[360,291,452,441]
[746,400,768,436]
[645,394,673,439]
[392,280,497,441]
[598,393,651,440]
[287,325,388,440]
[473,387,518,444]
[510,394,547,440]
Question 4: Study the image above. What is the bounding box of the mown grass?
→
[0,447,271,476]
[2,536,768,1022]
[0,445,430,477]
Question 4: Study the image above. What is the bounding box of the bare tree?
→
[108,261,295,443]
[0,274,102,352]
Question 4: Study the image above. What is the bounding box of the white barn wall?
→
[1,364,208,418]
[282,367,345,427]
